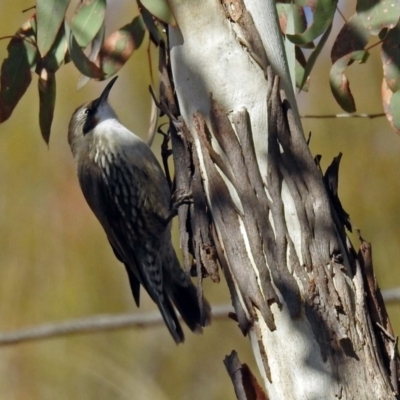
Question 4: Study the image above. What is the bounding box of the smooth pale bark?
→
[166,1,396,398]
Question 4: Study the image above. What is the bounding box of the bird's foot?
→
[165,190,193,224]
[172,189,193,208]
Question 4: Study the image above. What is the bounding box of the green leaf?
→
[382,80,397,133]
[139,0,176,26]
[77,23,105,90]
[294,0,315,6]
[357,0,400,36]
[298,22,332,91]
[331,14,370,64]
[99,16,145,79]
[390,90,400,132]
[295,46,309,91]
[286,0,338,46]
[381,23,400,92]
[276,3,314,48]
[329,50,369,113]
[41,24,68,73]
[38,70,56,144]
[65,22,104,79]
[140,5,163,45]
[0,16,39,122]
[71,0,106,48]
[36,0,69,57]
[26,15,39,70]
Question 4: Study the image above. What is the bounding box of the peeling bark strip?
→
[323,153,352,234]
[194,111,276,331]
[190,144,220,283]
[224,351,269,400]
[156,41,219,322]
[158,41,220,283]
[231,109,301,318]
[221,0,269,71]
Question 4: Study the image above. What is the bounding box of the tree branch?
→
[0,286,398,347]
[300,112,385,119]
[381,288,400,304]
[0,304,234,346]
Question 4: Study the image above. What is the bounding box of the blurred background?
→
[0,1,399,399]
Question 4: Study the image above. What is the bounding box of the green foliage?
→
[286,0,338,45]
[65,21,104,80]
[0,0,174,142]
[36,0,69,57]
[391,91,400,130]
[70,0,106,48]
[140,0,176,26]
[329,50,369,113]
[277,0,400,132]
[38,71,56,144]
[0,15,37,123]
[381,23,400,132]
[99,16,145,79]
[0,0,399,137]
[356,0,400,36]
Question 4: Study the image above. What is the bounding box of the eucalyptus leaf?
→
[38,71,56,144]
[287,0,337,46]
[0,16,38,122]
[36,0,69,56]
[66,22,104,79]
[390,91,400,132]
[329,50,369,113]
[140,0,176,26]
[357,0,400,36]
[99,16,145,79]
[71,0,106,48]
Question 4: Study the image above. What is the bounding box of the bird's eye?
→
[84,108,90,115]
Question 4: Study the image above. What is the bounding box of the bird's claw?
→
[165,190,193,225]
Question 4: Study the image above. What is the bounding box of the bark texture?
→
[158,0,398,398]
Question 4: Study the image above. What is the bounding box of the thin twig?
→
[381,287,400,304]
[0,304,234,347]
[22,6,36,13]
[336,6,347,23]
[300,112,385,119]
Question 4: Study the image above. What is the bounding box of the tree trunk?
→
[160,0,398,398]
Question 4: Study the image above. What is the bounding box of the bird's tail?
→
[168,274,211,335]
[157,296,185,344]
[162,243,211,342]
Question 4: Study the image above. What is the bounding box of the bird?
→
[68,76,211,343]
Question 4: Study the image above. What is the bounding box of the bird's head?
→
[68,76,119,157]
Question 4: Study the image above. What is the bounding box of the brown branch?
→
[0,287,399,347]
[0,304,234,347]
[300,112,385,119]
[381,288,400,304]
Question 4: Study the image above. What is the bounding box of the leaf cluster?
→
[1,0,400,141]
[277,0,400,132]
[0,0,173,143]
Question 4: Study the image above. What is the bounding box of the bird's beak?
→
[82,76,119,135]
[95,76,118,107]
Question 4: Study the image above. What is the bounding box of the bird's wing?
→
[77,158,144,303]
[119,137,172,227]
[109,241,141,306]
[78,154,169,305]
